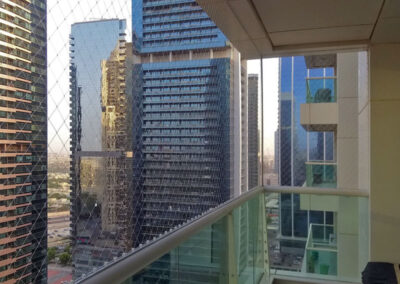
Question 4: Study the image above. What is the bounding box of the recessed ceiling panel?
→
[253,0,383,33]
[270,25,373,46]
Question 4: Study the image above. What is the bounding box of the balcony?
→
[306,161,337,188]
[305,224,337,275]
[76,186,369,284]
[300,77,338,132]
[306,78,336,104]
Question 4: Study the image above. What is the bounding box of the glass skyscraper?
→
[69,19,132,279]
[131,0,248,246]
[248,74,259,189]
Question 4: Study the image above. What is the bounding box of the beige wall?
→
[336,52,362,279]
[337,53,359,191]
[370,43,400,263]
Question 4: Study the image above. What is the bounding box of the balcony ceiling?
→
[196,0,400,59]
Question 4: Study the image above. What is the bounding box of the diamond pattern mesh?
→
[42,1,357,283]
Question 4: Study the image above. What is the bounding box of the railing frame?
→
[76,186,369,284]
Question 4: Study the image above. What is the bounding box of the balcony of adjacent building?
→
[305,224,337,276]
[306,161,337,188]
[300,77,338,133]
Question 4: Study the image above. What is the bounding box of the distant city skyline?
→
[47,0,278,156]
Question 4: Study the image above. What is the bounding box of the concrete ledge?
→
[300,103,338,132]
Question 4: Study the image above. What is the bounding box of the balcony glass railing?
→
[270,190,368,283]
[305,224,337,275]
[306,77,337,103]
[78,186,369,284]
[306,161,337,188]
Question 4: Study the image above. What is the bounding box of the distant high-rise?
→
[248,74,259,189]
[100,41,133,247]
[69,19,132,278]
[131,0,248,246]
[274,129,279,173]
[0,0,47,282]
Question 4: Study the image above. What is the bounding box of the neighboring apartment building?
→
[69,19,132,278]
[131,0,248,246]
[277,54,367,277]
[278,56,335,266]
[0,0,47,282]
[248,74,259,189]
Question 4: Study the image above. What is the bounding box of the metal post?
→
[260,58,264,187]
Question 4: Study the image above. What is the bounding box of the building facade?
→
[248,74,259,190]
[69,19,133,279]
[131,0,248,246]
[30,0,47,282]
[100,41,133,248]
[0,0,46,282]
[278,56,335,262]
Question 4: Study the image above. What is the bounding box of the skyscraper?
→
[278,56,335,261]
[131,0,248,246]
[100,41,133,249]
[30,0,47,282]
[0,0,46,282]
[69,19,132,278]
[248,74,259,189]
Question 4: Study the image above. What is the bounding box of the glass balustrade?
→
[78,188,369,284]
[306,161,337,188]
[306,78,337,103]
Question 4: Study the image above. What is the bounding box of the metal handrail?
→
[265,185,369,197]
[77,186,264,284]
[77,185,369,283]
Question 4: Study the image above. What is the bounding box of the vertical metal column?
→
[260,58,264,187]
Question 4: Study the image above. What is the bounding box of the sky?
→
[47,0,279,156]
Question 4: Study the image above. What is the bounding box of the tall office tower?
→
[69,19,133,278]
[248,74,259,189]
[30,0,47,282]
[278,56,335,266]
[0,0,46,282]
[131,0,248,246]
[100,41,133,249]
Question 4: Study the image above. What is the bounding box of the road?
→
[48,212,70,247]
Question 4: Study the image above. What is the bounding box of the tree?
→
[59,252,71,266]
[48,247,56,262]
[64,245,71,254]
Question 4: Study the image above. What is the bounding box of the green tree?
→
[59,252,71,266]
[64,245,71,254]
[48,247,56,262]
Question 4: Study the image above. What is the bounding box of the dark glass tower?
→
[248,74,259,189]
[69,19,131,279]
[30,0,47,282]
[131,0,248,246]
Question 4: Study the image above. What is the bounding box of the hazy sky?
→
[47,0,278,155]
